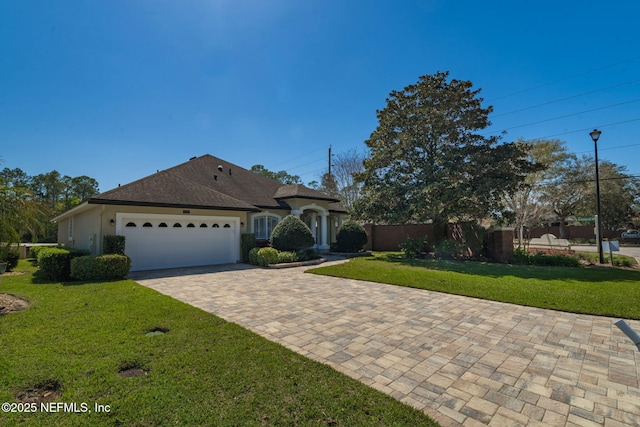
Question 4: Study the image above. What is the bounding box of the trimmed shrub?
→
[512,248,581,267]
[241,233,257,263]
[270,215,315,252]
[0,247,19,272]
[335,220,368,253]
[38,247,91,281]
[103,235,126,255]
[297,248,320,262]
[277,251,298,264]
[71,255,131,280]
[257,247,279,267]
[399,235,428,259]
[38,248,72,281]
[29,246,49,261]
[434,239,464,259]
[248,247,261,266]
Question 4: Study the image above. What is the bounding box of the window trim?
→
[251,213,281,240]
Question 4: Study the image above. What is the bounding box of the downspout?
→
[98,206,105,255]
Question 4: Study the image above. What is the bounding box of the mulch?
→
[0,293,31,314]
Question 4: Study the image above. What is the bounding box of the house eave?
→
[51,201,92,222]
[274,195,341,203]
[86,198,261,212]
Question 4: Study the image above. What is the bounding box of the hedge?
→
[241,233,257,263]
[103,235,126,255]
[37,247,91,281]
[257,247,279,267]
[0,247,19,272]
[270,215,315,252]
[71,255,132,281]
[335,220,368,253]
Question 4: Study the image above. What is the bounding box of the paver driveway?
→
[131,261,640,426]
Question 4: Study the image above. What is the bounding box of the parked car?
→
[621,229,640,239]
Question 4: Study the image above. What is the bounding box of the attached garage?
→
[116,213,240,271]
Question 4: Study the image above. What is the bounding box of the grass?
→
[575,250,638,268]
[0,260,438,427]
[307,252,640,319]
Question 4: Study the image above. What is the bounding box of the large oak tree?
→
[352,72,536,241]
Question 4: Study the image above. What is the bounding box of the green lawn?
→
[0,260,438,427]
[576,250,638,268]
[307,253,640,319]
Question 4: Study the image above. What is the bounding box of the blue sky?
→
[1,0,639,192]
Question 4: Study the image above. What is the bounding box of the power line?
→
[529,117,640,140]
[269,146,326,169]
[487,56,640,102]
[492,80,640,118]
[537,173,640,188]
[485,98,640,135]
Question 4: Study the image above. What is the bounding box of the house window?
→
[199,223,208,228]
[253,215,279,240]
[159,223,168,228]
[187,223,195,228]
[143,222,153,227]
[223,224,231,228]
[173,223,182,228]
[212,224,220,228]
[68,216,73,241]
[126,222,137,227]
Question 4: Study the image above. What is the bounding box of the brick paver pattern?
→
[131,262,640,426]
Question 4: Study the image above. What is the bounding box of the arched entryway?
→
[293,204,330,250]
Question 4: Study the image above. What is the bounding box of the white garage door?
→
[117,213,239,271]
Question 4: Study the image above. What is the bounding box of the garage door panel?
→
[119,215,238,271]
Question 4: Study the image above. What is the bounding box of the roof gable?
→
[274,184,340,202]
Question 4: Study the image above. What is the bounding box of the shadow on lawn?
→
[370,253,640,283]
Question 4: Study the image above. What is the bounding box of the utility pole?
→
[328,145,332,177]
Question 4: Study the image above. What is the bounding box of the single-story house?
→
[53,154,348,271]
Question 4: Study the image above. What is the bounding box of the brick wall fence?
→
[363,224,435,252]
[523,225,617,240]
[362,223,514,262]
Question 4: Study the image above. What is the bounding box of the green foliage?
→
[257,247,280,267]
[241,233,257,263]
[103,235,126,255]
[70,255,131,280]
[248,247,260,266]
[28,245,49,261]
[335,220,368,253]
[0,247,19,271]
[1,168,99,243]
[352,71,536,241]
[576,251,637,268]
[37,247,90,281]
[434,239,465,259]
[512,247,581,267]
[250,165,302,184]
[297,248,320,262]
[399,235,428,259]
[270,215,315,252]
[277,251,298,264]
[37,248,72,281]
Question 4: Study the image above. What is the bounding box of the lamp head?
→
[590,129,601,143]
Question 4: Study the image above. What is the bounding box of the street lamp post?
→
[590,129,605,264]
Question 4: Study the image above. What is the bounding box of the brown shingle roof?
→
[273,184,340,202]
[88,154,346,212]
